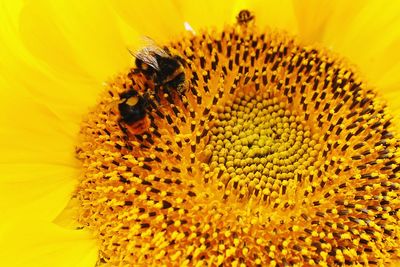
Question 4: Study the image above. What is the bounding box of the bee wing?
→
[130,47,159,70]
[141,36,170,57]
[129,36,170,71]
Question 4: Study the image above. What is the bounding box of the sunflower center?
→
[205,92,321,201]
[74,14,400,266]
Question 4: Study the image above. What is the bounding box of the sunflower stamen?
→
[76,12,400,266]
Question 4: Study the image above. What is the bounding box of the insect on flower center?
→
[75,10,400,266]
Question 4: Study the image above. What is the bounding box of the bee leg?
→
[165,89,175,104]
[165,85,182,103]
[118,120,132,150]
[177,83,186,95]
[142,91,151,106]
[118,120,127,135]
[174,55,187,67]
[142,92,158,112]
[127,68,141,82]
[158,84,175,104]
[154,85,162,103]
[166,73,186,94]
[129,68,141,76]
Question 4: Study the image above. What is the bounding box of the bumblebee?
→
[236,10,254,25]
[132,38,187,95]
[118,89,150,135]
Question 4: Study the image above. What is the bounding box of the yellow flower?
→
[1,0,400,266]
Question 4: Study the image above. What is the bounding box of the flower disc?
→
[76,21,400,266]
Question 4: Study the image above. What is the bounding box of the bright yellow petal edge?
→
[0,220,98,267]
[1,0,400,266]
[291,0,400,116]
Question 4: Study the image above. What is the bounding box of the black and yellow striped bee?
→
[118,89,150,135]
[132,38,187,96]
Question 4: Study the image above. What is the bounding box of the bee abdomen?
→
[118,95,147,124]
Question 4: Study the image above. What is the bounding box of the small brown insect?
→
[236,10,255,25]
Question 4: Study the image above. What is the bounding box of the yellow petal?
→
[19,0,130,82]
[0,2,103,122]
[292,1,400,117]
[1,1,399,266]
[247,0,298,34]
[0,163,77,222]
[0,221,97,267]
[110,0,184,43]
[293,0,332,42]
[174,0,238,31]
[0,89,78,221]
[293,0,366,43]
[378,63,400,94]
[321,1,400,88]
[0,91,76,163]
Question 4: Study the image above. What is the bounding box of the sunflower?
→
[1,1,400,266]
